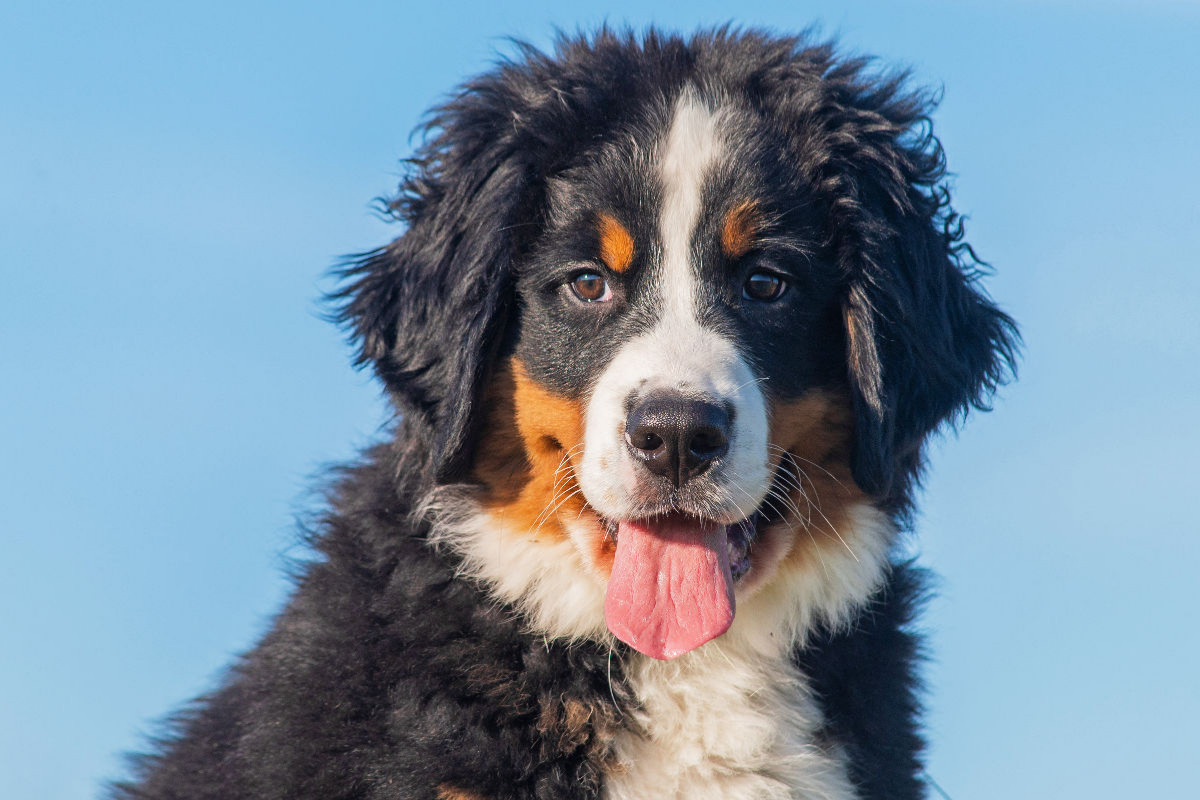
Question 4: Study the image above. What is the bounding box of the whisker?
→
[535,487,584,531]
[730,375,771,395]
[532,474,569,529]
[766,443,848,494]
[533,475,576,530]
[533,443,588,530]
[771,450,827,521]
[769,454,858,562]
[793,456,845,489]
[726,479,765,522]
[768,463,813,519]
[777,462,816,513]
[766,485,808,526]
[782,479,858,563]
[808,502,859,562]
[803,522,832,579]
[763,484,832,579]
[758,493,787,520]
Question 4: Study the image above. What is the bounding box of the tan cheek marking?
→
[762,390,866,573]
[472,358,587,539]
[720,200,761,259]
[597,212,635,272]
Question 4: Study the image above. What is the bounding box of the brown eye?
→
[742,272,787,302]
[569,272,612,303]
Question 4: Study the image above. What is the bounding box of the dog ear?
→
[332,86,539,482]
[810,71,1019,506]
[842,206,1018,505]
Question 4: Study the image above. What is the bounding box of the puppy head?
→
[335,30,1017,658]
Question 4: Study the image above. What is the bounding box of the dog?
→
[113,28,1016,800]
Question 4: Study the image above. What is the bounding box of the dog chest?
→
[601,648,858,800]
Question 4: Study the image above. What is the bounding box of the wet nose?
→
[624,393,731,487]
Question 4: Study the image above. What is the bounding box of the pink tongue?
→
[604,515,735,660]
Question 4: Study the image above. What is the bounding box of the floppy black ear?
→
[809,70,1019,507]
[332,82,539,481]
[842,206,1018,506]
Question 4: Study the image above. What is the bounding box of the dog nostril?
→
[688,426,729,460]
[628,429,665,453]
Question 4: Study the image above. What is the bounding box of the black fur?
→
[114,27,1016,800]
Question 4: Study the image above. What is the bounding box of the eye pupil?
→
[571,273,610,302]
[743,272,786,301]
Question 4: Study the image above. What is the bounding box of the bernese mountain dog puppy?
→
[114,28,1016,800]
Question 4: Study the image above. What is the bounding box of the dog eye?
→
[569,272,612,303]
[742,272,787,302]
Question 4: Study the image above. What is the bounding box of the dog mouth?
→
[599,500,778,661]
[600,510,763,582]
[584,437,797,660]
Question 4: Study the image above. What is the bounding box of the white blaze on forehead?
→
[658,88,727,322]
[576,88,771,523]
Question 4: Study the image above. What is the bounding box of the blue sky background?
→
[2,1,1198,798]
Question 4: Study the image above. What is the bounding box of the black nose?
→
[624,393,731,487]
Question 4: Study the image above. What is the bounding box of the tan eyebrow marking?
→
[597,212,635,272]
[721,200,762,259]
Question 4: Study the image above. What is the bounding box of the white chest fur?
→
[603,646,859,800]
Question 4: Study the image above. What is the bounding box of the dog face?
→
[490,90,866,658]
[335,30,1016,659]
